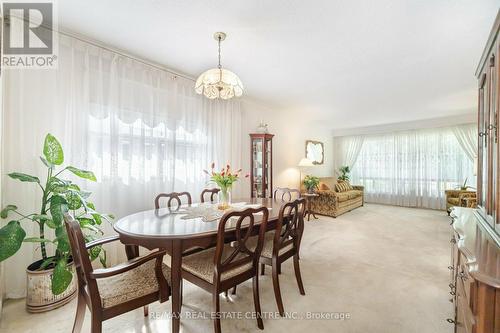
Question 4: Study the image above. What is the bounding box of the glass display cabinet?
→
[476,23,498,235]
[250,133,274,198]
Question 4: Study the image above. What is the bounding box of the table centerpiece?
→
[204,163,248,210]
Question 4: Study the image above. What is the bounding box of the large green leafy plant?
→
[0,134,113,294]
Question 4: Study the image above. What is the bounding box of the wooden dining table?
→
[113,197,287,333]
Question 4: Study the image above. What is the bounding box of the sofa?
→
[444,190,477,214]
[306,177,364,218]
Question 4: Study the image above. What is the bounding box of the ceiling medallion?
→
[195,32,243,100]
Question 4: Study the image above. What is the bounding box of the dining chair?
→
[200,188,220,203]
[181,207,269,333]
[155,191,192,209]
[258,197,306,316]
[64,214,171,333]
[273,187,301,201]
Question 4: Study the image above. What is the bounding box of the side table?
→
[302,193,319,221]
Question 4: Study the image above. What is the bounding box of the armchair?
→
[445,190,477,214]
[64,214,171,333]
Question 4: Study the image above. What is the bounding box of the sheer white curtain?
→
[350,127,474,209]
[333,136,364,172]
[452,124,478,162]
[2,34,242,298]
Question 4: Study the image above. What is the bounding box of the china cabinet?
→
[446,11,500,333]
[476,10,499,235]
[250,133,274,198]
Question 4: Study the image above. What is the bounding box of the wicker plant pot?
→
[25,258,77,313]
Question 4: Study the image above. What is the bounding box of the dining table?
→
[113,197,288,333]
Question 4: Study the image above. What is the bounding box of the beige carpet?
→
[0,204,453,333]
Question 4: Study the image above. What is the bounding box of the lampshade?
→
[194,68,243,100]
[195,32,243,100]
[298,158,314,167]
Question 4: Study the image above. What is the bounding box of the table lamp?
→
[298,158,314,189]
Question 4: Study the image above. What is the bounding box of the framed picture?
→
[305,140,324,165]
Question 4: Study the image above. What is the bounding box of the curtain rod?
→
[58,27,196,82]
[6,12,196,82]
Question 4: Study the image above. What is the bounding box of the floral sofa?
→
[306,177,364,218]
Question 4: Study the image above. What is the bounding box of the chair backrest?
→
[213,207,269,284]
[273,198,306,255]
[200,188,220,203]
[155,192,192,209]
[64,213,99,301]
[273,187,301,201]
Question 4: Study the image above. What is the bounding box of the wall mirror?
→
[305,140,324,165]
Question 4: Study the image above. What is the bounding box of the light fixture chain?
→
[218,36,222,69]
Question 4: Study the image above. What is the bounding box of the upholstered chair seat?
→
[182,246,253,283]
[97,260,171,308]
[248,233,294,259]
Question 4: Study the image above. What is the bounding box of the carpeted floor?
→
[0,204,453,333]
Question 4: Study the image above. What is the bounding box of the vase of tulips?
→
[204,163,248,210]
[218,188,232,210]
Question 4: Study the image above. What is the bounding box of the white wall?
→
[241,99,334,195]
[332,113,476,137]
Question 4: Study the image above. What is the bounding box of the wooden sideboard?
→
[448,208,500,333]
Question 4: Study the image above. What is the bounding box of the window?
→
[351,127,474,209]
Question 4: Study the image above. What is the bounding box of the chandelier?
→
[195,32,243,100]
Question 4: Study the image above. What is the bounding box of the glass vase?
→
[218,187,232,210]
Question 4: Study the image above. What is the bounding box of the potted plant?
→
[455,178,476,191]
[0,134,113,312]
[204,163,248,210]
[337,166,351,182]
[303,175,320,193]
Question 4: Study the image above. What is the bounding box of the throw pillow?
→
[319,182,330,190]
[335,181,353,192]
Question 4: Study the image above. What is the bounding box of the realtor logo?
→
[1,1,58,68]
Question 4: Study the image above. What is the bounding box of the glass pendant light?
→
[195,32,243,100]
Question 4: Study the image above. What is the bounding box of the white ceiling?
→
[59,0,499,129]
